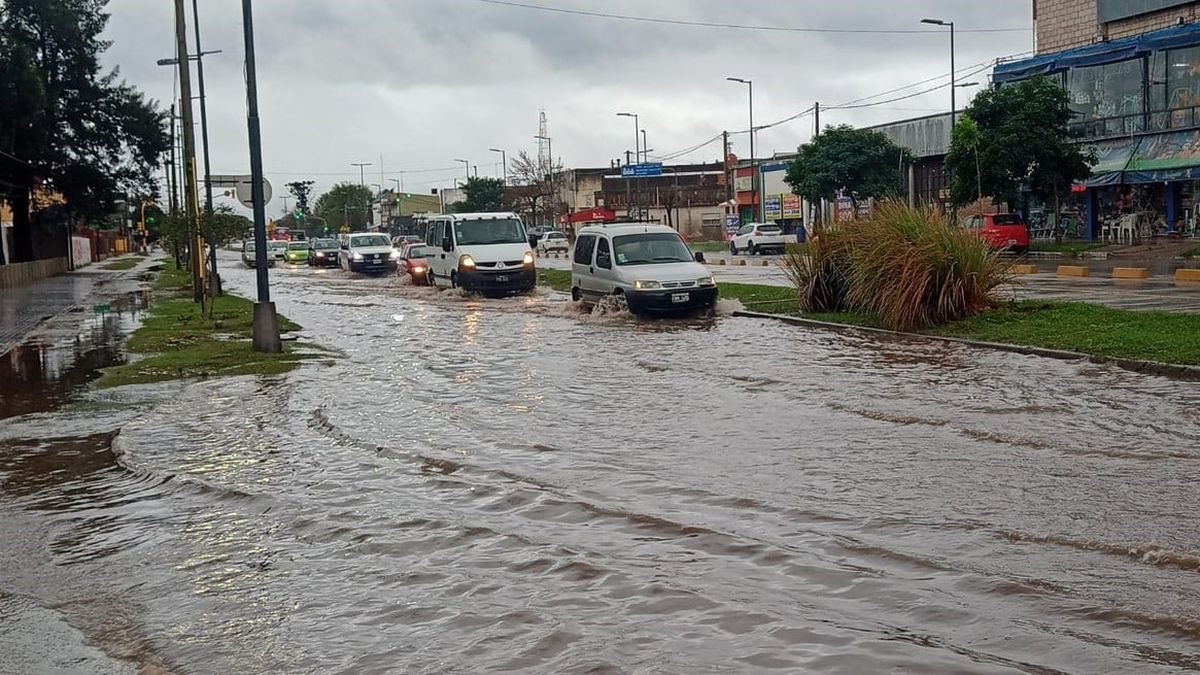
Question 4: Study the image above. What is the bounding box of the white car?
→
[570,223,717,315]
[730,223,787,255]
[338,232,399,274]
[537,231,570,253]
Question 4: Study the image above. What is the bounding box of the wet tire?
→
[748,242,756,255]
[571,287,582,302]
[730,242,737,256]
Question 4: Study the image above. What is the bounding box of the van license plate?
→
[671,293,689,304]
[495,275,508,283]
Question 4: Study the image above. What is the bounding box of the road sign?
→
[209,174,273,208]
[620,163,663,178]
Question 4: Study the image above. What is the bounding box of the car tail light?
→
[754,231,762,237]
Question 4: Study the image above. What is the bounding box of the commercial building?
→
[997,1,1200,240]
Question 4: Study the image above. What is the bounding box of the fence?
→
[0,257,68,289]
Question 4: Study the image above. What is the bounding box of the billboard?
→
[764,195,783,221]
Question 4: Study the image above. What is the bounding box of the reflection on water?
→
[1,258,1199,673]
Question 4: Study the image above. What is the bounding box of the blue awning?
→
[994,22,1200,84]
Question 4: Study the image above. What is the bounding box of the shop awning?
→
[1122,129,1200,183]
[1077,137,1139,187]
[994,22,1200,84]
[565,207,616,224]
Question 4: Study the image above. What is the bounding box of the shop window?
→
[1066,58,1145,135]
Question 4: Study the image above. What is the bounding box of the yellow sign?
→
[338,225,350,234]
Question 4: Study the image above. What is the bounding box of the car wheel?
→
[450,272,458,289]
[571,287,582,302]
[730,242,737,256]
[748,242,756,255]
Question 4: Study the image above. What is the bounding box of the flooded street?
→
[3,254,1200,673]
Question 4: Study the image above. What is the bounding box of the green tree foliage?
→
[0,0,169,262]
[785,125,907,208]
[945,76,1094,208]
[314,182,373,232]
[209,204,253,244]
[452,176,506,213]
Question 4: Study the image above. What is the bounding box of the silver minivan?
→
[570,223,717,315]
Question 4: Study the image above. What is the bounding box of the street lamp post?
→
[351,162,371,230]
[454,158,470,184]
[727,77,756,222]
[921,18,957,125]
[489,148,507,185]
[617,113,639,217]
[241,0,281,353]
[641,129,648,164]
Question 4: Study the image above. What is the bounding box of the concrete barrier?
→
[758,260,769,267]
[1177,268,1200,283]
[1008,264,1038,275]
[1057,265,1090,278]
[0,257,69,289]
[1112,267,1150,279]
[716,259,726,266]
[736,259,747,267]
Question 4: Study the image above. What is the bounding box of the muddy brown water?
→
[2,255,1200,673]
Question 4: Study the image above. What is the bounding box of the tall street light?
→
[727,77,756,222]
[616,112,640,164]
[172,0,205,306]
[489,148,507,185]
[241,0,281,353]
[922,18,957,125]
[351,162,371,229]
[454,158,470,186]
[641,129,649,163]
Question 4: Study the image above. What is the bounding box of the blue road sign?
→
[620,163,663,177]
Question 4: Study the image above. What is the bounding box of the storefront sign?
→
[764,195,782,221]
[70,236,91,267]
[836,196,854,222]
[735,175,753,192]
[782,195,802,218]
[726,214,740,228]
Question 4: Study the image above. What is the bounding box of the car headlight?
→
[633,279,661,290]
[411,265,426,273]
[459,254,476,269]
[522,251,534,266]
[352,252,363,261]
[698,275,716,287]
[315,252,324,257]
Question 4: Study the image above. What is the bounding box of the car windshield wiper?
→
[652,256,689,262]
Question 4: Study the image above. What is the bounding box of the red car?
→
[395,242,430,285]
[965,213,1030,254]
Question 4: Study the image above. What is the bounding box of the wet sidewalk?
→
[0,254,162,357]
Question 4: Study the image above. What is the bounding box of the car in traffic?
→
[964,213,1030,254]
[571,223,717,315]
[241,240,274,268]
[338,233,398,274]
[392,234,423,248]
[537,230,570,254]
[307,238,340,267]
[730,223,787,255]
[426,212,535,295]
[284,241,310,264]
[268,240,288,261]
[395,243,431,285]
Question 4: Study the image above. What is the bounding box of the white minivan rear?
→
[425,212,536,295]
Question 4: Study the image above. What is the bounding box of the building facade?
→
[1036,0,1200,54]
[999,5,1200,239]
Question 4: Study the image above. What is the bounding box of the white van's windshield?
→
[453,218,526,246]
[613,233,693,265]
[350,235,390,247]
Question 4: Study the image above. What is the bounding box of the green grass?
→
[154,259,193,291]
[718,282,800,314]
[538,268,571,293]
[101,256,140,271]
[96,266,308,388]
[926,301,1200,365]
[1029,242,1106,254]
[1182,246,1200,259]
[689,241,733,253]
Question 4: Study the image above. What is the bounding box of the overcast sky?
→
[99,0,1033,214]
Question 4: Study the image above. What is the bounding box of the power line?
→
[469,0,1031,34]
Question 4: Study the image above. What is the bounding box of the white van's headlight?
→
[459,254,476,269]
[633,280,661,290]
[352,252,364,261]
[698,275,716,287]
[522,251,534,266]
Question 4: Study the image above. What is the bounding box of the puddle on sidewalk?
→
[0,289,150,420]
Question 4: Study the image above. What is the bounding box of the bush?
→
[784,202,1009,330]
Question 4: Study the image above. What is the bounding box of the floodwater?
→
[2,254,1200,673]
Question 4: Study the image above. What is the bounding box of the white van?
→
[425,212,535,295]
[571,223,717,315]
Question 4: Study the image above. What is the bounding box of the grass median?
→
[538,268,1200,366]
[101,256,141,271]
[97,261,311,388]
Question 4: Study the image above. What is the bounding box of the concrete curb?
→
[732,310,1200,381]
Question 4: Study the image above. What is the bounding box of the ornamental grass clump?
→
[786,201,1009,331]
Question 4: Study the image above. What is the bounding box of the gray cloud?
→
[99,0,1032,211]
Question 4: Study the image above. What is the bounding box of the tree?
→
[507,150,566,227]
[209,204,252,244]
[785,125,907,213]
[945,76,1094,218]
[452,176,505,212]
[285,180,315,214]
[0,0,169,263]
[313,182,373,232]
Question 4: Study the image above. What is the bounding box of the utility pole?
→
[191,0,220,297]
[814,101,821,137]
[722,130,732,222]
[242,0,281,353]
[173,0,206,307]
[167,104,178,217]
[624,151,632,217]
[351,162,371,230]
